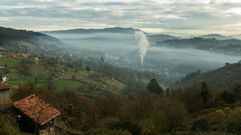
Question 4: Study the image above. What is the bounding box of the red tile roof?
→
[13,94,61,125]
[0,83,10,92]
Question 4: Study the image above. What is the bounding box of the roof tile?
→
[0,83,10,92]
[13,94,61,125]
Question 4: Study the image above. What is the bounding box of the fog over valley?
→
[2,0,241,134]
[45,30,241,81]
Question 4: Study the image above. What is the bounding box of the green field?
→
[0,56,128,95]
[0,57,22,67]
[53,79,84,91]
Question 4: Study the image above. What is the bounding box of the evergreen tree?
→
[200,82,210,105]
[147,79,163,95]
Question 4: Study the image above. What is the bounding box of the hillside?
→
[177,62,241,91]
[148,34,179,43]
[0,50,156,97]
[0,26,63,56]
[157,37,241,56]
[201,34,235,40]
[233,34,241,40]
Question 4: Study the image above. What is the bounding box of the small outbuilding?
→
[13,94,61,135]
[0,83,11,104]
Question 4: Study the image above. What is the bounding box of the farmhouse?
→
[13,94,61,135]
[0,83,11,104]
[0,47,8,57]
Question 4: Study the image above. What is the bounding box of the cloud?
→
[225,8,241,15]
[0,0,240,35]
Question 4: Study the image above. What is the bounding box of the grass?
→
[53,79,84,91]
[105,79,126,94]
[28,62,50,78]
[164,131,237,135]
[60,68,90,80]
[55,120,82,135]
[0,57,22,67]
[5,70,35,86]
[0,55,127,95]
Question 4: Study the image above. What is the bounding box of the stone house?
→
[13,94,61,135]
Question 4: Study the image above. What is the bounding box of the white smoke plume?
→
[135,31,150,66]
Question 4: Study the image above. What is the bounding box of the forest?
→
[1,81,241,135]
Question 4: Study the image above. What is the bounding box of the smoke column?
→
[135,31,150,66]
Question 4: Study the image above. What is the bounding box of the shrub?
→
[191,118,209,131]
[83,128,132,135]
[113,120,141,135]
[98,117,120,129]
[225,107,241,133]
[11,84,36,101]
[149,97,186,133]
[0,114,21,135]
[205,110,225,130]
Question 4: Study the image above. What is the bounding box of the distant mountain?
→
[158,37,241,56]
[148,34,180,43]
[0,26,63,56]
[44,27,141,34]
[233,34,241,40]
[201,34,235,40]
[176,61,241,92]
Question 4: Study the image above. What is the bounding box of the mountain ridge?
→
[156,37,241,56]
[200,33,235,40]
[43,27,141,34]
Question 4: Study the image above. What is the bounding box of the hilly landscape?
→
[1,0,241,134]
[0,27,157,96]
[0,26,241,135]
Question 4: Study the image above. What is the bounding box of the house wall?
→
[16,110,57,135]
[15,110,40,134]
[39,127,55,135]
[39,119,56,135]
[0,90,11,104]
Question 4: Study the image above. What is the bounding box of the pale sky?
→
[0,0,241,35]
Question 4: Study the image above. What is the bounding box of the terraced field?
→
[0,55,126,95]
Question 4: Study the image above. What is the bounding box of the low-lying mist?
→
[46,32,241,80]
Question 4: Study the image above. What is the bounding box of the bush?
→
[225,107,241,133]
[0,114,21,135]
[191,118,209,131]
[83,128,132,135]
[205,110,225,130]
[98,117,120,129]
[150,98,186,133]
[11,84,36,101]
[113,120,141,135]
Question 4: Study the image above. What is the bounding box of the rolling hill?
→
[44,27,140,34]
[177,61,241,91]
[157,37,241,56]
[0,26,64,56]
[148,34,179,43]
[201,34,235,40]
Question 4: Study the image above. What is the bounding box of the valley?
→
[1,0,241,134]
[1,26,241,135]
